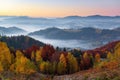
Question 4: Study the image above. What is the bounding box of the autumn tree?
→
[15,50,23,60]
[40,61,45,73]
[40,61,52,74]
[0,42,12,71]
[0,62,3,72]
[67,52,78,74]
[57,53,67,74]
[10,50,37,74]
[95,53,101,63]
[59,54,67,68]
[31,51,35,61]
[114,42,120,59]
[107,52,113,60]
[41,45,55,61]
[57,62,65,74]
[35,49,43,66]
[51,61,57,74]
[80,52,91,70]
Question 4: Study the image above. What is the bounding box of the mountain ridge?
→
[0,26,27,35]
[0,35,45,50]
[1,15,120,19]
[29,27,120,41]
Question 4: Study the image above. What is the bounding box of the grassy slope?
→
[53,67,120,80]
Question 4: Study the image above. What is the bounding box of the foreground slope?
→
[0,39,120,80]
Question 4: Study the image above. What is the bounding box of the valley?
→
[0,15,120,80]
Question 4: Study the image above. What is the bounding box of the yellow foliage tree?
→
[96,42,120,70]
[35,49,42,62]
[107,52,113,60]
[40,61,51,74]
[40,62,45,73]
[114,42,120,59]
[59,54,67,68]
[56,54,67,74]
[0,62,4,72]
[31,51,35,61]
[95,53,101,63]
[0,42,12,71]
[67,52,78,73]
[15,50,24,60]
[11,50,36,74]
[83,52,89,59]
[57,62,65,75]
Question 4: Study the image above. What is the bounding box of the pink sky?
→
[0,0,120,17]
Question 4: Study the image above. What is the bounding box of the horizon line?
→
[0,14,120,18]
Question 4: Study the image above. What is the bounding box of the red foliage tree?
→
[41,45,55,61]
[24,45,40,59]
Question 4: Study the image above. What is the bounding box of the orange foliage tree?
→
[0,42,12,71]
[57,53,67,74]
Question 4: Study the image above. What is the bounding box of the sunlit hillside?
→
[0,36,120,79]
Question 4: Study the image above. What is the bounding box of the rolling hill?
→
[0,35,45,50]
[0,26,27,35]
[29,27,120,41]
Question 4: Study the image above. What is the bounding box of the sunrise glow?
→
[0,0,120,17]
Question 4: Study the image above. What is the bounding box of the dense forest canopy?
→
[0,37,120,76]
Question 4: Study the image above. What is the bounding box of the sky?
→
[0,0,120,17]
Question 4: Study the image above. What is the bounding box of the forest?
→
[0,38,120,80]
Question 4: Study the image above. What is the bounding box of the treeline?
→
[0,41,120,75]
[0,35,45,50]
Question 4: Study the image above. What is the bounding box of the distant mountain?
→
[113,27,120,31]
[29,27,120,41]
[0,26,27,35]
[2,15,120,21]
[0,16,15,19]
[0,35,45,50]
[63,15,120,19]
[4,16,48,21]
[63,16,82,19]
[86,15,111,19]
[1,15,120,32]
[29,27,63,35]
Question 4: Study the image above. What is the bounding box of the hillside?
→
[0,26,27,35]
[29,27,120,41]
[53,66,120,80]
[0,35,45,49]
[53,40,120,80]
[0,40,120,80]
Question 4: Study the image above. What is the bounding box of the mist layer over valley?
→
[0,15,120,32]
[0,15,120,49]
